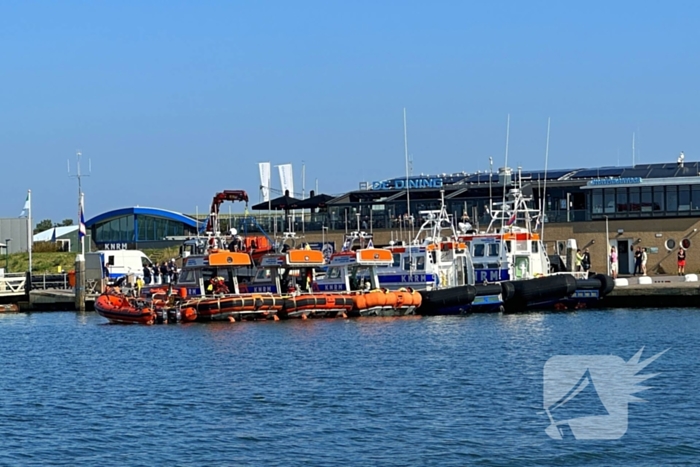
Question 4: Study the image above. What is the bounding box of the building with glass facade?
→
[85,207,199,250]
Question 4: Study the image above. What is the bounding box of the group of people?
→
[142,259,179,285]
[607,246,648,279]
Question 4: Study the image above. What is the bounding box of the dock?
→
[602,275,700,308]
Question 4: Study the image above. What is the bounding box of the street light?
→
[5,239,10,273]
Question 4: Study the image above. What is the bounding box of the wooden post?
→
[75,254,86,312]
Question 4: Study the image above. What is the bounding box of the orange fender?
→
[182,307,197,322]
[353,294,367,311]
[384,292,397,308]
[411,290,422,308]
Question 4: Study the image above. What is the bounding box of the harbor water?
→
[0,309,698,466]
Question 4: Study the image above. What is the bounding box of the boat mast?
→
[498,115,510,276]
[403,108,411,243]
[541,117,551,243]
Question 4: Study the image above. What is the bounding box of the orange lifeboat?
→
[185,293,284,321]
[280,293,355,318]
[95,290,155,325]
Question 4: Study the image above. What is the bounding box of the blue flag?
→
[79,206,86,240]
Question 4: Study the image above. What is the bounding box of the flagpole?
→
[27,189,32,273]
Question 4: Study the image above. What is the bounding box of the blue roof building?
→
[85,207,199,250]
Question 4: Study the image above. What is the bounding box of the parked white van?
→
[96,250,153,282]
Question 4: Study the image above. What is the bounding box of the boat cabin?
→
[242,249,325,294]
[176,250,255,297]
[315,248,394,292]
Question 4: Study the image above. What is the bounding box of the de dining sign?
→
[371,178,444,190]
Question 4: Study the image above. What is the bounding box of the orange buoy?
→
[179,288,188,299]
[228,316,236,322]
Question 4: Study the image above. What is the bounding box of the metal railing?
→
[0,273,28,296]
[31,273,71,290]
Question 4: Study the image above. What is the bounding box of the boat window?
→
[403,255,412,271]
[473,263,484,269]
[392,253,401,267]
[531,241,539,253]
[178,269,195,283]
[328,267,342,280]
[487,243,500,257]
[416,256,425,271]
[505,241,512,253]
[256,269,271,280]
[429,251,437,264]
[473,244,485,257]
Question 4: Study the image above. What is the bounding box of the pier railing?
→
[31,273,71,290]
[0,273,28,297]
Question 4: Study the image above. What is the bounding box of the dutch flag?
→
[506,211,517,226]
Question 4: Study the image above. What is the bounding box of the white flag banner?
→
[278,163,294,196]
[259,162,271,201]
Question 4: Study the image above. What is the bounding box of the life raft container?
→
[94,291,156,325]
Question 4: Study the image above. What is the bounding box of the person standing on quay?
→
[642,247,648,276]
[609,246,618,279]
[633,247,643,275]
[678,247,686,276]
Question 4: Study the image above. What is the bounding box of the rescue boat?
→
[94,289,156,325]
[315,247,422,317]
[457,168,614,312]
[166,250,284,322]
[243,246,355,318]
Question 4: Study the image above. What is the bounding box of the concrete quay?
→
[602,274,700,308]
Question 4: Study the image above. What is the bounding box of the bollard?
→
[75,254,86,312]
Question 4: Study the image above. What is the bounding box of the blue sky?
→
[2,0,699,223]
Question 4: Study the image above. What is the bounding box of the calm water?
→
[0,309,698,466]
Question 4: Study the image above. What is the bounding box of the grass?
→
[3,247,182,274]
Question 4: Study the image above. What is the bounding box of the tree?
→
[34,219,53,234]
[60,219,73,226]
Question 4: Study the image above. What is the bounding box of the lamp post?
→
[5,239,10,272]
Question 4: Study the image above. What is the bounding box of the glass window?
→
[179,269,195,283]
[692,186,700,211]
[616,188,628,212]
[641,187,653,212]
[328,268,341,279]
[531,241,539,253]
[488,243,500,257]
[403,255,412,271]
[416,256,425,271]
[679,186,690,211]
[255,269,271,280]
[592,189,603,214]
[629,187,640,213]
[604,189,615,213]
[653,186,664,212]
[473,244,485,257]
[392,253,401,267]
[666,186,678,212]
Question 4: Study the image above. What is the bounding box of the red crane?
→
[205,190,249,233]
